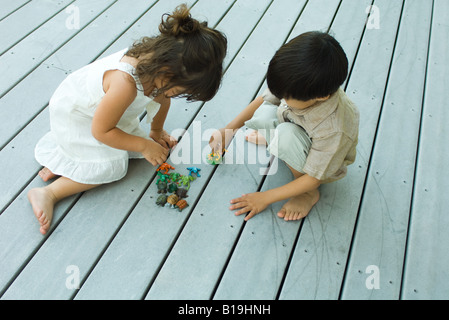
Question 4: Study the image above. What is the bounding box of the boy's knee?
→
[268,122,311,172]
[245,102,279,131]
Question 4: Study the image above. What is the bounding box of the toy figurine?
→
[187,167,201,177]
[156,171,170,184]
[157,181,167,194]
[169,172,182,183]
[175,199,188,212]
[178,175,195,190]
[166,194,179,208]
[156,195,167,206]
[168,182,178,193]
[157,162,175,175]
[206,149,227,165]
[176,188,189,199]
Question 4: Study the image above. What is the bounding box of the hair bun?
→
[159,4,201,36]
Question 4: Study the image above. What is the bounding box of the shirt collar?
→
[281,88,341,129]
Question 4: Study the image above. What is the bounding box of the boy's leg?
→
[244,101,280,145]
[268,122,319,221]
[277,164,320,221]
[28,177,99,235]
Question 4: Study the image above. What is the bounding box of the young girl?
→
[28,4,227,235]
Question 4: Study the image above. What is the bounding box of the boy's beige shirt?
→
[263,88,359,183]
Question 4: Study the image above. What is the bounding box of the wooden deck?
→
[1,0,448,301]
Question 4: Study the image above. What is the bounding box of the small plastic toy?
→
[178,175,195,190]
[169,172,182,183]
[176,188,189,199]
[157,163,175,175]
[166,194,179,208]
[168,182,178,193]
[175,199,189,212]
[206,150,226,165]
[187,167,201,177]
[156,194,168,206]
[157,181,167,194]
[156,171,170,184]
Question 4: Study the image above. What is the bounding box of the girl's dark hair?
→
[126,4,227,102]
[267,31,348,101]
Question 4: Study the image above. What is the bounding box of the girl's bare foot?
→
[245,130,267,145]
[38,167,58,182]
[277,189,320,221]
[27,187,57,235]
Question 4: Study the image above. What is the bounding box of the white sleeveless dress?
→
[35,48,161,184]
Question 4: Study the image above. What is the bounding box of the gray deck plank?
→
[0,0,444,301]
[401,0,449,300]
[0,174,79,295]
[0,0,29,21]
[341,0,432,300]
[213,0,343,300]
[0,0,115,97]
[145,0,307,300]
[278,0,405,300]
[0,0,73,55]
[75,0,274,300]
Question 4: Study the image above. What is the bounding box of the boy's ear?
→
[316,95,331,101]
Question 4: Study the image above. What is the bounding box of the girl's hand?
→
[229,192,270,221]
[150,129,178,149]
[142,140,169,166]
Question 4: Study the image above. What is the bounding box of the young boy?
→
[209,31,359,221]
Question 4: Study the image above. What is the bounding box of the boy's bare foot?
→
[38,167,58,182]
[277,189,320,221]
[245,130,267,145]
[27,187,56,235]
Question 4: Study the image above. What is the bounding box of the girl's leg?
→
[38,167,59,182]
[28,177,99,235]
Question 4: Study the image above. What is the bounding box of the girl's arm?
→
[149,93,177,149]
[91,70,168,166]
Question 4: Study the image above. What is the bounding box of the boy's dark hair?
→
[267,31,348,101]
[126,4,227,102]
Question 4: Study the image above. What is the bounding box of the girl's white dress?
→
[35,48,161,184]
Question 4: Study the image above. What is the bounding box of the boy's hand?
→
[150,129,178,149]
[209,127,235,154]
[230,192,270,221]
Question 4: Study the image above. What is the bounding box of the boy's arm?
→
[263,174,321,203]
[225,95,264,132]
[230,174,321,221]
[210,95,264,151]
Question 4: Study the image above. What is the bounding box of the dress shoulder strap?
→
[114,61,145,92]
